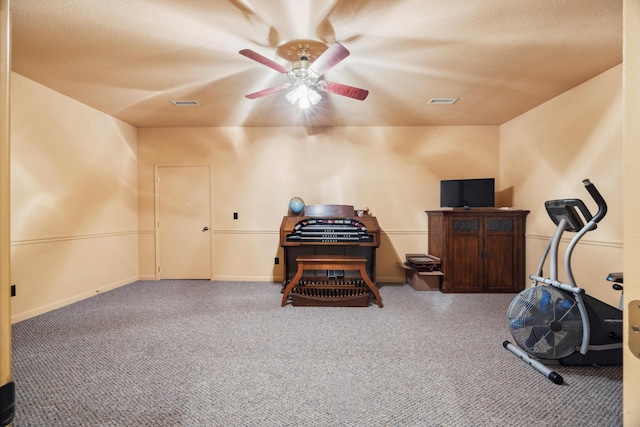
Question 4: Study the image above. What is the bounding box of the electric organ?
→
[279,205,382,307]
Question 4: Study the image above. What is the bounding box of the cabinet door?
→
[483,216,521,292]
[444,217,483,292]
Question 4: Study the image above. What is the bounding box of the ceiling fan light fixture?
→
[286,84,321,110]
[299,97,310,110]
[308,88,321,105]
[285,87,300,105]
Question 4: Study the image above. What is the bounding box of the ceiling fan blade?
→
[245,85,289,99]
[322,81,369,101]
[239,49,290,74]
[308,42,350,76]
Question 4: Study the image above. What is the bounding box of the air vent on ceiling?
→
[428,98,458,105]
[171,100,200,106]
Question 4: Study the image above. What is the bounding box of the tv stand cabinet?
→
[426,209,529,293]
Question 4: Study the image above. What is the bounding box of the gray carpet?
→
[11,281,622,426]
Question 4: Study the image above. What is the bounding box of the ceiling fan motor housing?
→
[290,49,320,83]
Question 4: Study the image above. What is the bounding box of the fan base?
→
[277,39,328,62]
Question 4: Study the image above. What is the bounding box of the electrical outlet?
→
[11,285,16,297]
[274,257,279,265]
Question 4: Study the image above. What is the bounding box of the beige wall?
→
[138,126,500,282]
[11,62,624,320]
[500,65,623,307]
[138,63,624,295]
[10,73,139,322]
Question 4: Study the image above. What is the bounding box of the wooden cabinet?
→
[426,209,529,293]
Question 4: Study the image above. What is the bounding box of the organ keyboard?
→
[285,218,375,243]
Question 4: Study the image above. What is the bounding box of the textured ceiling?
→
[10,0,622,128]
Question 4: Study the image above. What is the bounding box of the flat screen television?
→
[440,178,495,208]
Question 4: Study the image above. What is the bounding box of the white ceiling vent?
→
[170,100,200,106]
[428,98,458,105]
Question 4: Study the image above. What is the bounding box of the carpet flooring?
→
[11,280,622,426]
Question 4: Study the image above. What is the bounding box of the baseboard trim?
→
[212,275,278,282]
[11,276,138,323]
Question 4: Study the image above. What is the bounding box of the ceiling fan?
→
[239,41,369,109]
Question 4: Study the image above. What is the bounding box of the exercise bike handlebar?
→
[582,179,607,223]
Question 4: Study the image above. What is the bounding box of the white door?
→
[156,165,211,279]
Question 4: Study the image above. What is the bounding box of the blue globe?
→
[289,197,305,215]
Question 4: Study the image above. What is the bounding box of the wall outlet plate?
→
[630,300,640,359]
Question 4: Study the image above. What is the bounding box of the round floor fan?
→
[507,286,584,360]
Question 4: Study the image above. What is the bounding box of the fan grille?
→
[507,286,583,359]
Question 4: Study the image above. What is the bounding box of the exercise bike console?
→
[544,199,591,232]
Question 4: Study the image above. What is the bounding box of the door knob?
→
[202,226,209,232]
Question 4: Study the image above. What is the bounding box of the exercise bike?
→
[503,179,623,385]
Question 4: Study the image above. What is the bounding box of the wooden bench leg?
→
[358,264,383,308]
[281,264,304,307]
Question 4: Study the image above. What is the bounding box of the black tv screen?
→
[440,178,495,208]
